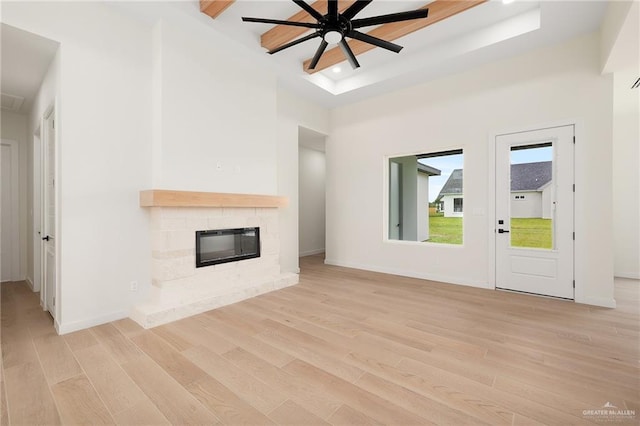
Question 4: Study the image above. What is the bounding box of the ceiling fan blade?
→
[292,0,325,21]
[339,39,360,69]
[342,0,372,20]
[347,30,403,53]
[328,0,338,20]
[242,17,320,29]
[308,40,329,69]
[351,9,428,29]
[269,32,320,55]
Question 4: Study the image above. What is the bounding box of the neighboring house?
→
[511,161,553,219]
[436,162,552,218]
[436,169,464,218]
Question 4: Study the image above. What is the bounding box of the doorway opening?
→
[1,139,20,282]
[298,127,327,261]
[1,23,60,321]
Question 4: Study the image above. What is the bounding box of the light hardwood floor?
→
[1,254,638,425]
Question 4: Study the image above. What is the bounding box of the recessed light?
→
[332,66,342,74]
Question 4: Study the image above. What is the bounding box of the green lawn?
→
[426,214,552,248]
[510,218,552,249]
[427,215,463,244]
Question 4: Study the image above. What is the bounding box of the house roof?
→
[436,161,552,199]
[417,163,441,176]
[437,169,464,199]
[511,161,552,191]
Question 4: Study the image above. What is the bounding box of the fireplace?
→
[195,227,260,268]
[134,190,298,329]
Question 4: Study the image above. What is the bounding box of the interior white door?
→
[43,113,56,316]
[495,125,574,299]
[1,140,19,283]
[389,160,402,239]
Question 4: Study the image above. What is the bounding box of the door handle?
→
[498,229,510,234]
[42,235,51,241]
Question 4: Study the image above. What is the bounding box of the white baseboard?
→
[300,248,325,257]
[56,310,129,335]
[323,258,491,290]
[26,277,34,291]
[614,272,640,280]
[575,296,617,309]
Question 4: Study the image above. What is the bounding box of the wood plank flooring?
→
[1,254,638,425]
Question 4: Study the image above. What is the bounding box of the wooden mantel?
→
[140,190,288,208]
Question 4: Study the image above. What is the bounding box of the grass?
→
[426,213,552,248]
[427,214,463,244]
[510,218,552,249]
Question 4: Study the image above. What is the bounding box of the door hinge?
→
[573,280,575,289]
[573,136,575,144]
[53,297,55,306]
[573,232,575,240]
[573,184,575,192]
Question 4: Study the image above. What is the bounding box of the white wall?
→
[2,1,154,332]
[612,67,640,279]
[327,33,615,307]
[277,89,330,273]
[0,111,28,283]
[298,146,326,257]
[600,0,635,73]
[153,16,277,195]
[510,191,542,218]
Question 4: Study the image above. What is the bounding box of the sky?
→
[419,146,553,202]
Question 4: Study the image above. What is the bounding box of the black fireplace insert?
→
[195,227,260,267]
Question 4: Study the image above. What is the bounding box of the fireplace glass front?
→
[195,227,260,267]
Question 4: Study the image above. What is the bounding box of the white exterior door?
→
[1,140,20,282]
[495,125,574,299]
[43,113,56,316]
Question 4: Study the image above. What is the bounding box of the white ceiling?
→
[202,0,608,107]
[0,1,610,113]
[1,23,59,115]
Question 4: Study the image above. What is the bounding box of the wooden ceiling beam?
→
[302,0,488,74]
[261,0,357,52]
[200,0,236,19]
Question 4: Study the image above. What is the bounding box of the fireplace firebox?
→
[195,227,260,267]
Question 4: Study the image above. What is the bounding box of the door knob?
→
[498,229,510,234]
[42,235,51,241]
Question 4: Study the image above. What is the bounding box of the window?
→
[388,149,463,244]
[454,198,463,212]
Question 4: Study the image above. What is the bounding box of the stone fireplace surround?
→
[131,190,298,328]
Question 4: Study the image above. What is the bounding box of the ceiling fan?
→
[242,0,429,70]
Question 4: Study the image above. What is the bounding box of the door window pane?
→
[509,143,553,249]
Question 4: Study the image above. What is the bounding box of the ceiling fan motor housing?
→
[321,15,352,44]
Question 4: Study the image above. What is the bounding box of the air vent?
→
[1,93,24,112]
[632,77,640,90]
